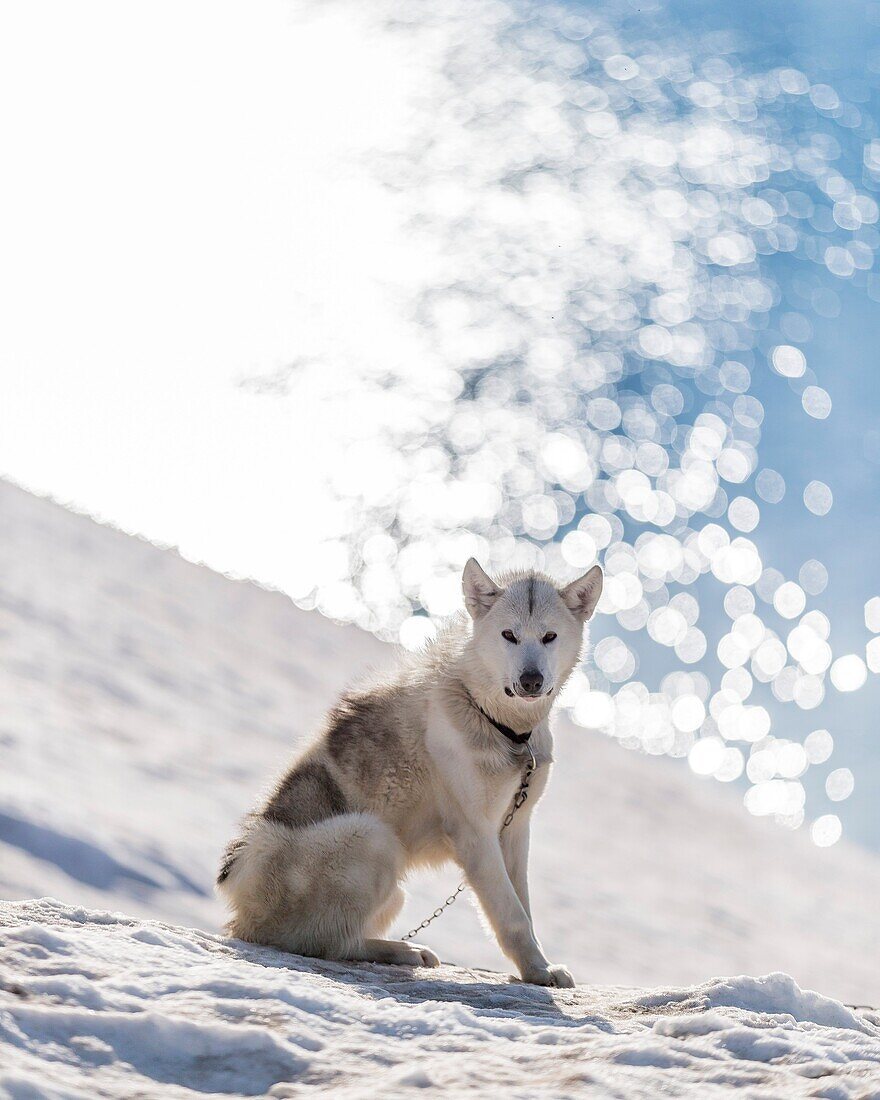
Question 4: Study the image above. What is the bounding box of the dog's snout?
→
[519,669,544,695]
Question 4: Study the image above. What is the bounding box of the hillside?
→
[1,899,878,1099]
[0,479,879,1005]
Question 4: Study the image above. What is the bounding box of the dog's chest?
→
[484,753,547,819]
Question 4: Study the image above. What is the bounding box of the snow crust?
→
[1,899,878,1099]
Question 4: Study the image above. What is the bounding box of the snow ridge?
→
[1,899,879,1099]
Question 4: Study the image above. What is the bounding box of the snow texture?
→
[1,479,879,1009]
[1,898,879,1099]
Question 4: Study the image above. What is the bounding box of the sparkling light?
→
[804,481,833,516]
[811,815,842,848]
[728,497,760,533]
[0,0,877,865]
[755,469,786,504]
[804,729,834,764]
[830,655,868,692]
[825,768,854,802]
[561,531,599,568]
[689,737,725,776]
[773,582,806,620]
[572,691,615,729]
[771,345,806,378]
[801,387,832,419]
[221,1,878,837]
[671,694,706,733]
[799,560,828,596]
[724,586,755,619]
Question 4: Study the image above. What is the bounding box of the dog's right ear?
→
[560,564,603,622]
[462,558,502,620]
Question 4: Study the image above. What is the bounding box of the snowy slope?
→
[1,479,879,1006]
[0,479,386,931]
[1,899,879,1099]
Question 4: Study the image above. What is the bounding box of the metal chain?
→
[402,744,536,942]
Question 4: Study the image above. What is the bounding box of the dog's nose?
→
[519,669,544,695]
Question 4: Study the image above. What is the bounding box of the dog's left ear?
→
[462,558,503,620]
[560,565,603,622]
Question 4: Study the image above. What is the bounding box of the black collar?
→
[471,698,532,745]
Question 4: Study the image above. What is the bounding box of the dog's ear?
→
[560,565,603,622]
[462,558,502,620]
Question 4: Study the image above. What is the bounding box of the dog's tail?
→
[216,815,258,887]
[216,835,245,886]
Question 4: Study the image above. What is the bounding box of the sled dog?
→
[217,558,603,986]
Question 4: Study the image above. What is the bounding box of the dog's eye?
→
[542,632,557,644]
[501,630,518,644]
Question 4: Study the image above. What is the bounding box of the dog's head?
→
[461,558,603,701]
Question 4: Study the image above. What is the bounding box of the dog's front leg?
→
[500,815,532,920]
[454,827,574,988]
[501,759,549,923]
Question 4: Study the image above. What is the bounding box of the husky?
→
[217,558,603,987]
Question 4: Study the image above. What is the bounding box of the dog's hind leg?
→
[356,885,440,967]
[366,882,405,936]
[348,938,440,968]
[220,813,438,967]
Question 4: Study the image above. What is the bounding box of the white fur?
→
[218,561,603,986]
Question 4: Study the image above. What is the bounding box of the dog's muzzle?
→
[516,669,544,697]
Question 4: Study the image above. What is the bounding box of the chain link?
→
[402,744,536,942]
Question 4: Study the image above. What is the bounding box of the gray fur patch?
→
[326,694,402,785]
[503,574,560,624]
[262,760,349,828]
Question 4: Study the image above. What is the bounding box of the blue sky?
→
[643,0,880,843]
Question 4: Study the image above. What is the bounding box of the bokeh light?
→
[830,654,868,692]
[811,814,843,847]
[264,0,880,847]
[804,481,834,516]
[825,767,855,802]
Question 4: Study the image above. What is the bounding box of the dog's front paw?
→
[522,963,575,988]
[408,943,441,968]
[546,964,575,988]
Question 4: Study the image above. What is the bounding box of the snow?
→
[1,480,879,1009]
[1,898,879,1099]
[2,480,880,1092]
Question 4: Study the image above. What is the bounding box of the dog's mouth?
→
[507,685,554,700]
